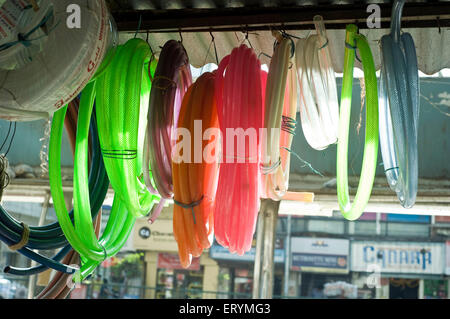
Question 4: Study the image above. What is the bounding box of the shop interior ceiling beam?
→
[111,3,450,32]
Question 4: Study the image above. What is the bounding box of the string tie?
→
[174,195,204,224]
[345,41,362,63]
[9,222,30,251]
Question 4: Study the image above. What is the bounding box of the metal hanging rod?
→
[112,3,450,33]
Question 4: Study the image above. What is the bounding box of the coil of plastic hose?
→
[4,99,102,280]
[49,86,133,280]
[50,39,159,280]
[336,24,379,221]
[296,15,340,150]
[96,38,160,218]
[145,40,192,199]
[144,40,192,223]
[35,212,103,299]
[172,71,219,268]
[214,44,264,255]
[0,98,109,275]
[261,32,297,201]
[0,0,114,122]
[379,0,419,208]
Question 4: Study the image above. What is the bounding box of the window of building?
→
[307,219,345,235]
[386,222,430,238]
[352,221,378,236]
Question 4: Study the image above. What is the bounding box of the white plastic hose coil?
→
[0,0,112,122]
[296,15,339,151]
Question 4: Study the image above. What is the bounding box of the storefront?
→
[350,241,446,299]
[209,239,285,298]
[132,209,219,299]
[290,237,351,298]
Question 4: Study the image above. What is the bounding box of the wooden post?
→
[252,211,264,299]
[252,199,280,299]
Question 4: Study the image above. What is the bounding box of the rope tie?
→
[0,8,54,52]
[281,116,297,135]
[8,222,30,251]
[318,38,329,50]
[345,41,362,63]
[261,157,282,175]
[100,244,108,261]
[174,195,204,224]
[152,75,177,90]
[385,166,399,173]
[101,149,137,160]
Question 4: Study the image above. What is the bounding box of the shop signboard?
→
[351,241,445,275]
[446,241,450,275]
[209,244,285,263]
[157,253,200,271]
[133,218,179,252]
[290,237,350,274]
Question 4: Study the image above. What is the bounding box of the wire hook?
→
[210,30,220,65]
[179,28,183,43]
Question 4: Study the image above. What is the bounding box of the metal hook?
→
[134,14,142,38]
[258,52,272,60]
[179,28,183,43]
[210,30,220,65]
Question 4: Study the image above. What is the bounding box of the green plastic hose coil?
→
[95,39,160,218]
[337,25,379,221]
[49,39,159,280]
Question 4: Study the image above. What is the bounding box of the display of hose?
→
[261,32,297,201]
[214,44,264,255]
[49,39,160,280]
[172,71,219,268]
[0,97,109,275]
[336,24,379,221]
[95,39,160,219]
[144,40,193,222]
[0,0,115,122]
[296,15,340,151]
[3,98,80,278]
[36,103,102,299]
[379,0,419,208]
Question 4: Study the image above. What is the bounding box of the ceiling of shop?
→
[108,0,450,73]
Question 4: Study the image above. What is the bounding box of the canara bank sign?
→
[351,241,445,275]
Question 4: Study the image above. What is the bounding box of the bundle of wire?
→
[144,40,192,222]
[379,0,419,208]
[0,97,108,277]
[296,15,339,151]
[49,39,160,280]
[214,44,264,255]
[172,72,219,268]
[336,24,379,221]
[261,33,298,201]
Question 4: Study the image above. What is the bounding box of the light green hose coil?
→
[49,39,159,280]
[336,25,379,221]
